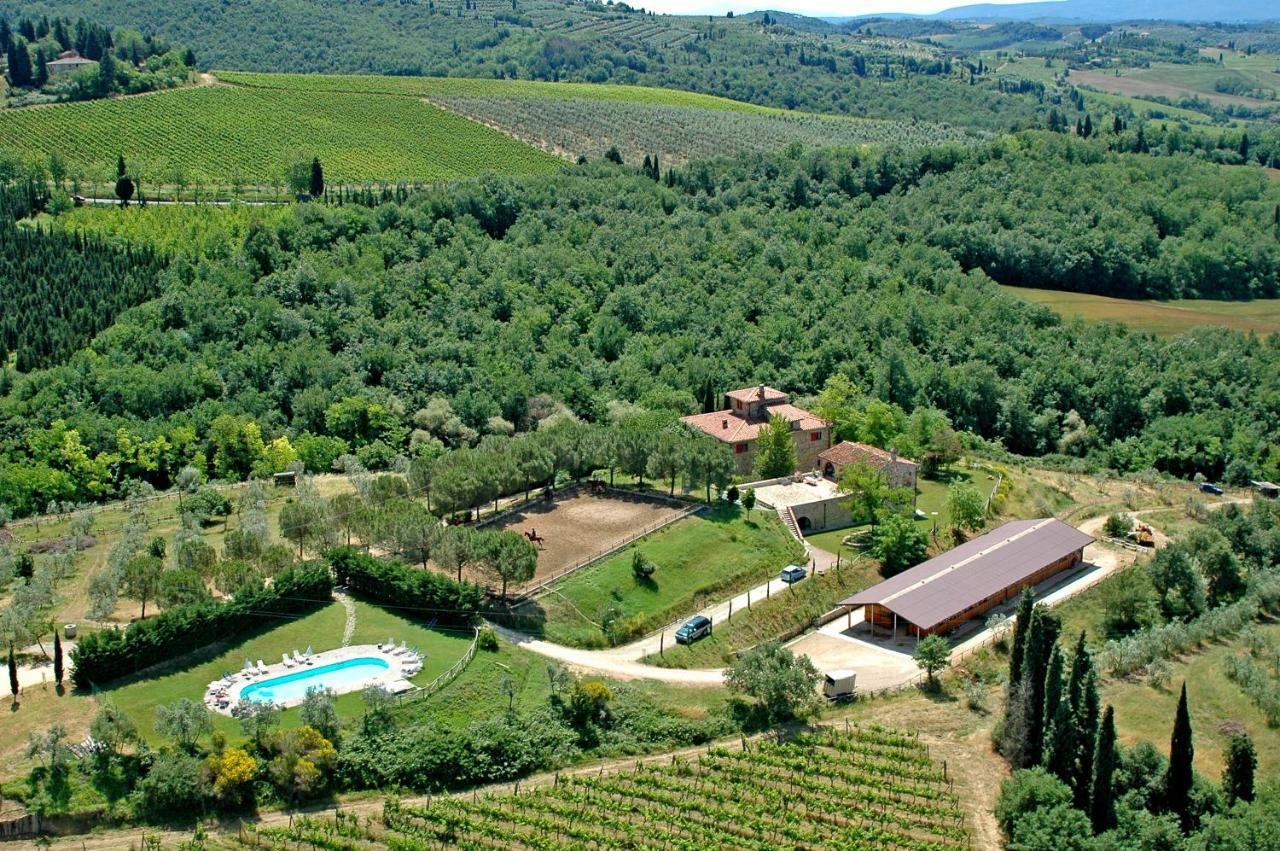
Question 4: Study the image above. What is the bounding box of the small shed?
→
[1253,481,1280,500]
[273,471,298,488]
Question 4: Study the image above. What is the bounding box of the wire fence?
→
[393,626,480,705]
[513,497,706,601]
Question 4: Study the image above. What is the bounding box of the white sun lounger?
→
[257,660,268,674]
[282,653,295,668]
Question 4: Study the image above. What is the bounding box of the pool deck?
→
[204,643,420,715]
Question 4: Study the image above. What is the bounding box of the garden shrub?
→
[329,546,484,627]
[70,563,332,688]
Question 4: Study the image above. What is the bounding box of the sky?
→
[636,0,1054,17]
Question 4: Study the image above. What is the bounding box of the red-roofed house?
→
[682,384,831,475]
[819,441,918,491]
[46,50,97,76]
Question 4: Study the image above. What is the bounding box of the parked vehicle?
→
[1200,482,1224,496]
[823,670,857,700]
[675,615,712,644]
[780,564,808,584]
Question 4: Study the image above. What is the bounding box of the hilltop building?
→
[681,384,830,476]
[46,51,96,76]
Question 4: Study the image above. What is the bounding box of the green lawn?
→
[403,638,730,729]
[1000,285,1280,337]
[530,504,805,649]
[101,600,474,744]
[641,557,881,668]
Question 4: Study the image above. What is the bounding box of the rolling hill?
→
[930,0,1280,22]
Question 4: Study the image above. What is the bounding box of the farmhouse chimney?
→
[757,383,766,399]
[722,418,728,429]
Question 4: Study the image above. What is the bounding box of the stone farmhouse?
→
[46,50,97,76]
[681,384,831,476]
[819,441,918,491]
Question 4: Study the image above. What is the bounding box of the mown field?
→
[1000,284,1280,336]
[0,85,562,185]
[219,71,978,166]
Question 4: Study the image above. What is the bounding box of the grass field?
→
[0,85,562,185]
[1000,285,1280,336]
[1102,621,1280,781]
[530,504,805,648]
[1072,61,1279,111]
[99,600,475,744]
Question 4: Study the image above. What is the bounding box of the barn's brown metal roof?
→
[840,518,1094,630]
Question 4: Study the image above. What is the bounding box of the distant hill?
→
[929,0,1279,23]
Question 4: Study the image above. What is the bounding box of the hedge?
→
[70,563,333,689]
[329,546,484,627]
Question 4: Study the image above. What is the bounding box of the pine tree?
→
[1222,732,1256,807]
[1088,705,1117,834]
[309,157,325,197]
[53,630,63,687]
[1166,682,1195,833]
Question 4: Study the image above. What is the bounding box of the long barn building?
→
[840,518,1094,638]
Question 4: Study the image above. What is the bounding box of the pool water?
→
[240,656,391,704]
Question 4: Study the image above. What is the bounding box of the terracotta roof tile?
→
[819,442,916,471]
[681,403,828,443]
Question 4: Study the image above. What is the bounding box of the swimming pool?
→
[240,656,391,704]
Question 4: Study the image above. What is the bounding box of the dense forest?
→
[0,215,166,371]
[0,133,1277,517]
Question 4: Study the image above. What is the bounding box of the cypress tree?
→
[1043,695,1077,785]
[1008,587,1036,686]
[1089,705,1117,834]
[1043,645,1064,725]
[1222,732,1256,807]
[53,630,63,687]
[1068,633,1101,808]
[309,157,325,197]
[1083,114,1093,138]
[1166,682,1195,833]
[7,643,17,700]
[1019,606,1061,767]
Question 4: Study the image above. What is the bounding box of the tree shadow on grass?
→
[918,681,958,704]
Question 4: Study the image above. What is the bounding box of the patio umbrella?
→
[304,645,313,657]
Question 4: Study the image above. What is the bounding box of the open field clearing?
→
[1071,66,1277,110]
[1102,621,1280,780]
[1000,284,1280,336]
[0,85,562,184]
[481,491,689,592]
[244,727,968,850]
[525,504,804,649]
